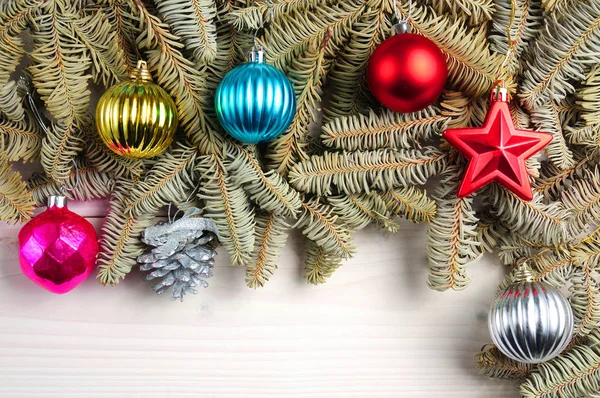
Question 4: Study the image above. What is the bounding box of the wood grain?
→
[0,203,518,397]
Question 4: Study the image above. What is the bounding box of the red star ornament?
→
[443,97,552,201]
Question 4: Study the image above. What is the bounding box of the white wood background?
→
[0,192,521,397]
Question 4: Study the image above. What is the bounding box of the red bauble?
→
[367,32,447,113]
[443,92,552,201]
[18,196,99,294]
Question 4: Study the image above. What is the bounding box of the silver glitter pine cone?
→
[137,208,220,301]
[488,261,574,364]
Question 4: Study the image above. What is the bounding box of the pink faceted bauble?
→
[18,196,99,294]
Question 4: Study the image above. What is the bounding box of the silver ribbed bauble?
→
[488,261,574,364]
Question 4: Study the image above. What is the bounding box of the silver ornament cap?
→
[47,195,67,209]
[488,260,574,364]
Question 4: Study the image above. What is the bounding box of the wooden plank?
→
[0,215,517,397]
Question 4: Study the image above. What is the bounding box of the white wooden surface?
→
[0,197,519,397]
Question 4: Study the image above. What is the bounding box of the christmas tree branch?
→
[197,155,255,266]
[0,156,34,223]
[520,0,600,109]
[304,239,343,285]
[225,142,302,217]
[97,180,158,285]
[154,0,218,65]
[295,198,356,259]
[321,108,449,151]
[246,211,290,288]
[289,148,447,196]
[382,186,436,224]
[426,166,482,291]
[328,192,398,232]
[476,345,534,380]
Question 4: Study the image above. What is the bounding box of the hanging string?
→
[18,76,50,136]
[393,0,413,24]
[493,0,518,89]
[253,0,274,51]
[18,76,80,195]
[167,183,201,224]
[60,159,80,195]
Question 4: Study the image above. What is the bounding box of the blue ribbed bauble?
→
[215,54,296,144]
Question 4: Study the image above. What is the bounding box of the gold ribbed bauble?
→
[95,60,178,159]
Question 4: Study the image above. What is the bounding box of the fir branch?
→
[197,156,255,266]
[323,3,389,120]
[426,166,482,291]
[72,8,129,86]
[266,35,328,175]
[289,148,446,196]
[476,217,507,254]
[0,80,25,122]
[476,345,534,380]
[0,118,42,162]
[0,0,37,87]
[497,232,547,265]
[27,160,113,206]
[228,0,323,30]
[561,169,600,236]
[565,123,600,152]
[382,186,436,224]
[541,0,582,15]
[321,108,449,151]
[296,198,356,259]
[328,192,398,232]
[134,0,223,154]
[489,0,543,77]
[0,157,34,223]
[533,156,588,201]
[40,121,84,182]
[246,211,290,288]
[440,91,488,129]
[29,0,91,123]
[204,0,249,95]
[488,185,570,246]
[531,100,575,170]
[225,142,302,217]
[127,143,198,217]
[529,248,573,288]
[572,229,600,271]
[304,239,343,285]
[105,0,140,71]
[29,1,92,180]
[576,66,600,125]
[570,263,600,337]
[154,0,218,65]
[428,0,494,25]
[405,2,507,96]
[97,180,158,285]
[520,342,600,398]
[262,0,365,70]
[520,0,600,109]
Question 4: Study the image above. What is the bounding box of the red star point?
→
[443,100,552,201]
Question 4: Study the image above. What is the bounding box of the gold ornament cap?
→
[129,60,153,81]
[512,259,535,282]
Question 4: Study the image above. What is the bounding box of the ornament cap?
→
[249,47,265,63]
[491,86,508,102]
[393,21,411,35]
[513,259,535,282]
[129,60,153,81]
[47,195,66,209]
